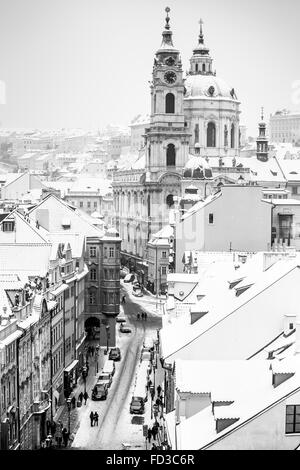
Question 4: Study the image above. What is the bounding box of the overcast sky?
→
[0,0,300,135]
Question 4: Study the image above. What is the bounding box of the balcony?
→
[32,391,50,414]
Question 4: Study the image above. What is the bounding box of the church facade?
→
[112,9,241,282]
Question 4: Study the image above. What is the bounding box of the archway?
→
[84,316,100,340]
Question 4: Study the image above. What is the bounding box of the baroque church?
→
[112,8,243,273]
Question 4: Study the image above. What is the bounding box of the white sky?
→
[0,0,299,135]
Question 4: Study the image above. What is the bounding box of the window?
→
[94,201,97,208]
[109,269,114,279]
[71,286,74,296]
[165,93,175,114]
[80,201,83,208]
[207,122,216,147]
[286,405,300,434]
[194,124,199,143]
[162,251,167,259]
[161,266,167,275]
[109,247,114,258]
[89,246,96,258]
[109,293,114,304]
[89,291,96,305]
[90,268,97,281]
[166,144,176,167]
[290,323,294,330]
[103,291,107,304]
[87,201,91,208]
[2,221,15,232]
[231,124,235,148]
[292,186,298,195]
[202,63,205,72]
[209,213,214,224]
[195,64,198,72]
[166,194,174,207]
[65,288,70,300]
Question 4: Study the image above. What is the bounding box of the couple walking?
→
[89,411,99,427]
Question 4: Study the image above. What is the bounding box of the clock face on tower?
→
[164,71,177,84]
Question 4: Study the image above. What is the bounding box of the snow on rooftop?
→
[176,356,300,449]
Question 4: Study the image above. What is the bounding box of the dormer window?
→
[2,221,15,232]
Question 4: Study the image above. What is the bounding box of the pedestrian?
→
[91,346,94,356]
[62,427,69,447]
[55,422,63,448]
[147,427,152,443]
[157,385,162,397]
[152,426,158,441]
[83,391,89,405]
[152,443,157,450]
[137,313,140,320]
[94,411,99,426]
[141,312,144,320]
[50,420,56,436]
[159,395,163,408]
[89,411,94,427]
[155,397,160,407]
[148,379,152,390]
[79,392,83,403]
[144,312,147,321]
[150,388,155,401]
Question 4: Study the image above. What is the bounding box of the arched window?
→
[207,122,216,148]
[202,63,205,72]
[166,143,176,166]
[195,64,198,72]
[231,124,235,148]
[166,194,174,207]
[165,93,175,114]
[194,124,199,143]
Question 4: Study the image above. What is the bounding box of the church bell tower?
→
[145,7,190,178]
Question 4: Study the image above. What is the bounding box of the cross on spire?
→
[165,6,171,30]
[199,18,204,44]
[261,106,264,121]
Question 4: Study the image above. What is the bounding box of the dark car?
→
[130,396,145,414]
[120,323,132,333]
[92,382,108,400]
[109,347,121,361]
[116,316,126,323]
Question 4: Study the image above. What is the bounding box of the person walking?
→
[78,392,83,404]
[152,425,158,441]
[147,427,152,444]
[55,421,63,448]
[94,411,99,426]
[90,411,94,427]
[137,313,140,320]
[62,427,69,447]
[83,391,89,405]
[144,312,147,321]
[157,385,162,397]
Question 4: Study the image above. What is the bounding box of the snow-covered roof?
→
[175,356,300,449]
[181,192,222,221]
[161,254,300,361]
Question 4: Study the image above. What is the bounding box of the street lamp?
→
[95,345,100,375]
[105,325,110,355]
[82,366,87,395]
[66,397,71,435]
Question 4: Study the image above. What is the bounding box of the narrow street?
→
[71,286,162,450]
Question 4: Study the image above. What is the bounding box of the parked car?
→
[116,316,126,323]
[109,347,121,361]
[120,323,132,333]
[97,372,112,388]
[130,396,145,414]
[92,382,108,400]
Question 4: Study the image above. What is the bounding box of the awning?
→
[64,359,79,373]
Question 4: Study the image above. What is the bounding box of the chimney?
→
[283,314,296,337]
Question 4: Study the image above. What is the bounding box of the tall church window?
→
[202,64,206,72]
[207,122,216,148]
[194,124,199,143]
[166,143,176,166]
[154,94,157,113]
[165,93,175,114]
[224,125,228,147]
[195,64,198,72]
[231,124,235,148]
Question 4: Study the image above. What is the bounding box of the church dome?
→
[183,155,213,179]
[184,74,236,100]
